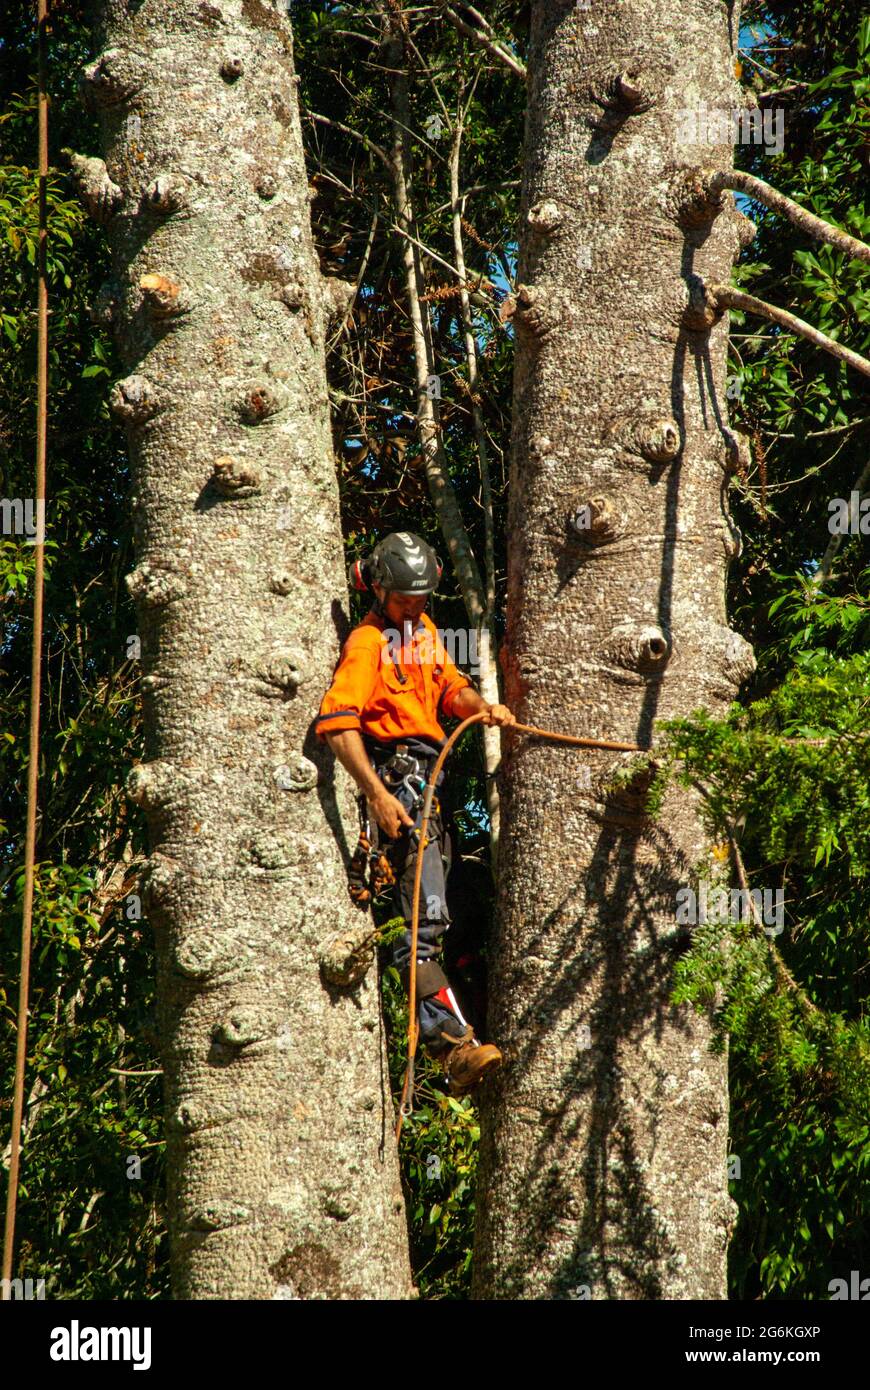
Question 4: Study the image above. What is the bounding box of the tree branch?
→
[325,207,379,355]
[759,416,870,440]
[304,110,392,170]
[379,5,486,624]
[711,284,870,380]
[440,4,527,80]
[389,221,465,282]
[450,1,496,37]
[725,820,820,1020]
[431,177,521,216]
[709,169,870,266]
[689,778,820,1020]
[755,83,809,106]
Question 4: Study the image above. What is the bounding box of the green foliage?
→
[669,0,870,1298]
[658,574,870,1295]
[658,661,870,872]
[381,964,479,1298]
[1,4,167,1298]
[730,3,870,653]
[1,862,167,1298]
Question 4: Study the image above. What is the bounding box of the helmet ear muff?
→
[349,558,370,592]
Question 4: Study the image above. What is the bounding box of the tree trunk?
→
[449,108,504,864]
[474,0,754,1299]
[83,0,412,1299]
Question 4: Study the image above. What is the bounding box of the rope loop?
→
[394,713,643,1139]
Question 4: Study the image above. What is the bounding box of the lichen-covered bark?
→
[474,0,753,1299]
[85,0,412,1299]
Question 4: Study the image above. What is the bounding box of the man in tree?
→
[317,532,514,1095]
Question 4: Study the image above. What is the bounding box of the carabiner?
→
[400,1056,416,1117]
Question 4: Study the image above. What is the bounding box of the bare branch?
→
[452,2,497,38]
[711,284,870,380]
[710,169,870,266]
[380,6,486,624]
[389,220,465,282]
[440,4,527,80]
[737,46,789,84]
[304,110,392,170]
[431,178,520,215]
[755,83,809,105]
[333,30,380,47]
[759,417,870,440]
[109,1068,163,1076]
[326,207,379,355]
[402,21,452,130]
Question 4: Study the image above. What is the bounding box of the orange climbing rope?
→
[2,0,50,1296]
[394,712,643,1139]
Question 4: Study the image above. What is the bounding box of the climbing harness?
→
[379,747,429,811]
[347,797,397,907]
[347,745,436,907]
[394,711,644,1140]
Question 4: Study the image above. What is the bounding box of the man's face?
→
[374,583,429,625]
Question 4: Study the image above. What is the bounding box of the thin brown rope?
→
[2,0,50,1296]
[395,712,644,1139]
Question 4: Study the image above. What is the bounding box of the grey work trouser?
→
[372,752,468,1053]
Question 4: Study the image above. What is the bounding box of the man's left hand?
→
[485,703,517,727]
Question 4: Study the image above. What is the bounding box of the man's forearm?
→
[449,686,517,727]
[325,729,384,800]
[450,685,490,719]
[326,729,413,837]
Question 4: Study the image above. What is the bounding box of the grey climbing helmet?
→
[351,531,443,595]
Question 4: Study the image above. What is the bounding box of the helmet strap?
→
[371,585,388,621]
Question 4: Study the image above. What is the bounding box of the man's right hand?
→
[367,788,415,839]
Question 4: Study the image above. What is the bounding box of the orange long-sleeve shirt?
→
[316,609,472,747]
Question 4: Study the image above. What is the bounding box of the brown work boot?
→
[436,1024,503,1097]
